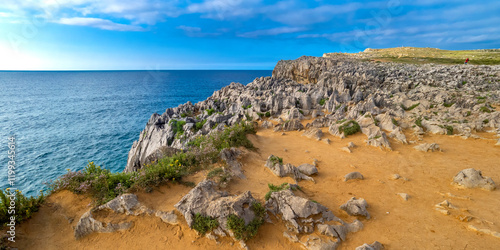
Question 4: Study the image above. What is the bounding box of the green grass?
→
[0,189,45,225]
[206,108,215,116]
[319,98,326,106]
[480,106,492,113]
[265,111,271,117]
[194,120,206,131]
[443,102,454,108]
[338,120,361,136]
[170,119,187,138]
[444,125,453,135]
[243,104,252,109]
[192,213,219,235]
[415,117,423,128]
[483,119,489,124]
[392,118,399,126]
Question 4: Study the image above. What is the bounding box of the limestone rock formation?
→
[414,143,441,152]
[452,168,496,191]
[265,155,315,182]
[340,197,370,219]
[344,172,364,181]
[356,241,384,250]
[302,127,323,140]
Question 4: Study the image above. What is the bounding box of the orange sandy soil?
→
[8,124,500,250]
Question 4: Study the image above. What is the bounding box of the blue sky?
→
[0,0,499,70]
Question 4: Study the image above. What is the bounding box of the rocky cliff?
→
[125,54,500,172]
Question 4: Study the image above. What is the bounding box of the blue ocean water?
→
[0,70,271,196]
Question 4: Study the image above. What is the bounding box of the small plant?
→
[319,98,326,106]
[265,111,271,117]
[462,81,467,85]
[444,125,453,135]
[194,120,206,131]
[466,111,472,117]
[206,108,215,116]
[192,213,219,235]
[392,118,398,126]
[269,155,283,165]
[338,120,361,136]
[401,103,420,111]
[243,104,252,109]
[429,104,435,109]
[335,105,342,110]
[226,202,266,241]
[483,119,489,124]
[207,168,224,179]
[170,119,187,137]
[415,117,423,128]
[443,102,454,108]
[298,109,304,115]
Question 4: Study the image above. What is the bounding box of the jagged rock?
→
[142,146,181,167]
[303,127,324,140]
[220,148,246,179]
[344,172,364,181]
[74,194,152,239]
[266,189,342,234]
[340,197,370,219]
[300,235,339,250]
[261,120,273,129]
[297,163,319,175]
[265,155,315,182]
[452,168,496,191]
[356,241,384,250]
[323,138,331,144]
[283,231,299,242]
[281,119,305,131]
[414,143,441,152]
[155,210,178,225]
[340,147,351,153]
[347,142,356,148]
[317,219,363,241]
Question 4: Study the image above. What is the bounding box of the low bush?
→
[0,189,45,225]
[401,103,420,111]
[319,99,326,106]
[265,183,289,201]
[227,202,266,241]
[192,213,219,235]
[269,155,283,166]
[415,117,423,128]
[338,120,361,136]
[206,108,215,116]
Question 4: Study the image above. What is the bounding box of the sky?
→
[0,0,499,70]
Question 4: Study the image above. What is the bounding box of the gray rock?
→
[297,163,319,175]
[414,143,441,152]
[452,168,496,191]
[344,172,364,181]
[155,210,178,225]
[340,197,370,219]
[220,148,246,179]
[397,193,410,201]
[265,155,315,182]
[303,127,324,140]
[356,241,384,250]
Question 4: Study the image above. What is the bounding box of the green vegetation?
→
[415,117,423,128]
[52,122,257,205]
[443,102,454,108]
[194,120,206,131]
[392,118,399,126]
[206,167,231,183]
[243,104,252,109]
[227,202,266,241]
[319,98,327,106]
[265,111,271,117]
[401,103,420,111]
[480,106,492,113]
[444,125,453,135]
[429,104,435,109]
[170,119,187,137]
[338,120,361,136]
[207,168,224,179]
[269,155,283,166]
[462,81,467,85]
[192,213,219,235]
[0,189,45,225]
[466,111,472,117]
[206,108,215,116]
[265,183,289,201]
[483,119,489,124]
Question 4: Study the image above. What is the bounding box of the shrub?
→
[443,102,454,108]
[206,108,215,116]
[265,111,271,117]
[483,119,489,124]
[444,125,453,135]
[243,104,252,109]
[429,104,435,109]
[338,120,361,136]
[0,189,45,225]
[265,183,289,201]
[226,202,266,241]
[192,213,219,235]
[194,120,206,131]
[319,99,326,106]
[170,119,187,137]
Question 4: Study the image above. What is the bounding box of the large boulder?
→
[265,155,315,182]
[340,197,370,219]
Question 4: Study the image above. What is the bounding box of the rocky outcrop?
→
[174,180,262,241]
[452,168,496,191]
[265,155,315,182]
[356,241,384,250]
[414,143,441,152]
[74,194,177,239]
[344,172,364,182]
[125,54,500,173]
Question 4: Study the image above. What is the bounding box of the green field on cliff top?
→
[327,47,500,65]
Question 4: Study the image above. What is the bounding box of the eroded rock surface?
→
[265,155,315,182]
[452,168,496,191]
[340,197,370,219]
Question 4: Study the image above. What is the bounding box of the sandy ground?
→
[8,124,500,250]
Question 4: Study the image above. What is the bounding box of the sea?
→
[0,70,272,196]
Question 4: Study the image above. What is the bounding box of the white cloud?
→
[57,17,144,31]
[187,0,261,20]
[176,25,222,37]
[238,27,306,38]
